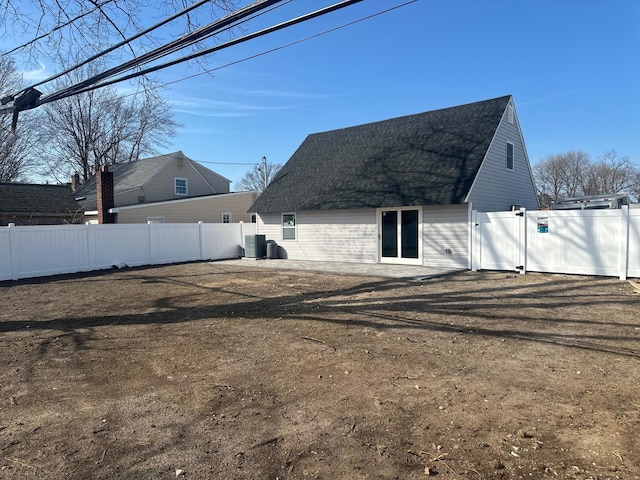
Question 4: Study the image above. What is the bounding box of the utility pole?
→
[260,156,268,191]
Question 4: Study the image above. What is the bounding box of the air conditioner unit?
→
[244,234,266,258]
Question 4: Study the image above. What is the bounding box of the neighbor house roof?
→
[74,151,231,200]
[0,183,80,216]
[250,95,511,213]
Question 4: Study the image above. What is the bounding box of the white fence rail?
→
[472,206,639,280]
[0,222,257,281]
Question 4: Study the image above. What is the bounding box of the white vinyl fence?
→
[0,222,257,281]
[472,206,639,280]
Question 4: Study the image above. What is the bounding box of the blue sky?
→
[18,1,640,187]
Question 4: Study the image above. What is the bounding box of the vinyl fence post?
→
[619,205,629,281]
[470,210,479,271]
[519,208,527,275]
[8,223,16,280]
[198,221,204,260]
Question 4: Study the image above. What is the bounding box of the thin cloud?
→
[169,93,294,117]
[21,63,48,81]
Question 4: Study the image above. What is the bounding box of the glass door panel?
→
[381,210,398,258]
[401,210,419,258]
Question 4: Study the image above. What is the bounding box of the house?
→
[0,183,82,226]
[249,95,539,268]
[75,151,231,210]
[75,151,256,224]
[108,191,258,224]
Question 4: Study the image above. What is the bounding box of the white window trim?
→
[282,212,296,241]
[174,177,188,196]
[506,141,515,171]
[221,212,232,223]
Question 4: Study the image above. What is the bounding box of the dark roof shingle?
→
[250,95,510,213]
[0,183,80,215]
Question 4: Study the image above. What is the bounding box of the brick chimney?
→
[71,172,80,192]
[96,164,115,224]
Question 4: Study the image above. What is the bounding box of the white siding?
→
[422,204,469,268]
[258,209,378,263]
[258,206,470,267]
[467,99,538,211]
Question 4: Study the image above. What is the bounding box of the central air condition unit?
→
[244,234,266,258]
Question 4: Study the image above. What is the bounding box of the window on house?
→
[147,216,165,223]
[251,213,257,223]
[507,104,515,124]
[174,177,188,195]
[282,213,296,240]
[506,142,514,171]
[222,212,231,223]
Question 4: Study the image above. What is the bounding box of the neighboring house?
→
[249,95,539,268]
[108,191,258,224]
[75,151,231,211]
[0,183,82,226]
[75,151,256,224]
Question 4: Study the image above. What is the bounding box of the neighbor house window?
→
[222,212,231,223]
[251,213,257,223]
[174,177,188,195]
[506,142,514,171]
[147,216,165,223]
[282,213,296,240]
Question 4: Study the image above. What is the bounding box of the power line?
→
[33,0,285,95]
[78,1,417,98]
[38,0,368,105]
[1,0,416,120]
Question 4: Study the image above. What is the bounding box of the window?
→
[147,216,165,223]
[506,142,514,171]
[251,213,257,223]
[174,177,188,195]
[221,212,231,223]
[282,213,296,240]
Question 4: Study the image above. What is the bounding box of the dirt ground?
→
[1,262,639,480]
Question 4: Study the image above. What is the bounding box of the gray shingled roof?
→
[74,151,182,198]
[250,96,511,213]
[0,183,80,215]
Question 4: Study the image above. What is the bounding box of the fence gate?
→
[472,207,636,280]
[472,210,526,274]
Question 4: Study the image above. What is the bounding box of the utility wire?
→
[40,0,286,104]
[1,0,416,118]
[74,0,415,105]
[158,1,417,90]
[37,0,368,105]
[27,0,280,93]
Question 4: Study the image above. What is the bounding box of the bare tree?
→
[533,150,639,207]
[583,150,638,196]
[0,56,36,182]
[235,156,282,194]
[533,150,591,206]
[34,63,180,182]
[0,0,238,69]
